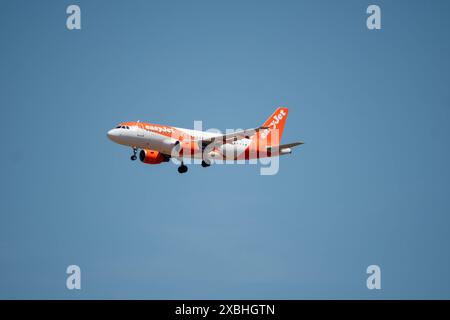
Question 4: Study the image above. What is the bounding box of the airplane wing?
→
[199,126,269,147]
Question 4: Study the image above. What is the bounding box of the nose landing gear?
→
[130,147,138,161]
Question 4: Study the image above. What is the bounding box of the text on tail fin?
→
[260,107,289,143]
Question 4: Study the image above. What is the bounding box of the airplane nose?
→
[107,129,119,141]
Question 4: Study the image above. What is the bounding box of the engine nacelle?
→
[139,149,169,164]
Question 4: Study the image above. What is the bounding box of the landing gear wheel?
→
[178,164,188,174]
[201,160,211,168]
[130,147,138,161]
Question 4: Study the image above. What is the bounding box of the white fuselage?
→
[107,125,252,159]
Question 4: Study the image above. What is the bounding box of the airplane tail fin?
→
[260,107,289,145]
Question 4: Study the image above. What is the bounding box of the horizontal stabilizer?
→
[267,141,304,150]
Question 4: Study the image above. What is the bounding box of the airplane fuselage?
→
[107,122,254,160]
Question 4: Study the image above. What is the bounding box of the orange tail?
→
[259,107,289,146]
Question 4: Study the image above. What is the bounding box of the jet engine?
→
[139,149,169,164]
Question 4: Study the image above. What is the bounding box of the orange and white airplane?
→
[107,107,303,173]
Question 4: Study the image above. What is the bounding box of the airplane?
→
[107,107,303,174]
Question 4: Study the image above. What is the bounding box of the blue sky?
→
[1,0,450,299]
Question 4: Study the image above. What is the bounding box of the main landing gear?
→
[178,162,188,174]
[130,147,138,161]
[177,160,209,174]
[201,160,211,168]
